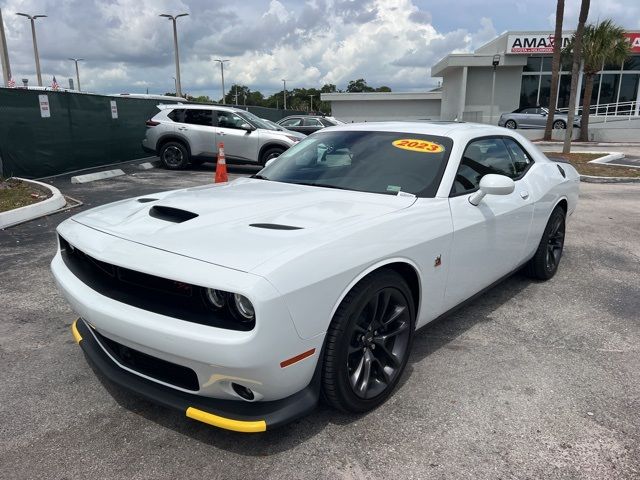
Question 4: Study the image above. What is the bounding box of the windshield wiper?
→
[252,174,270,180]
[291,181,350,190]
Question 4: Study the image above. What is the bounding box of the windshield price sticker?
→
[392,139,444,153]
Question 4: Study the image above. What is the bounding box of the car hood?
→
[71,178,417,272]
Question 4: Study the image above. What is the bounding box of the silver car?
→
[498,107,581,130]
[142,105,305,169]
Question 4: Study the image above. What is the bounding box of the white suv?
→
[142,105,305,169]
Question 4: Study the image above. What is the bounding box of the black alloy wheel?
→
[505,120,517,129]
[525,206,566,280]
[160,142,189,170]
[553,120,567,129]
[322,269,415,412]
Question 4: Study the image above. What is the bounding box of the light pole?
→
[172,76,177,94]
[282,79,287,110]
[68,57,83,91]
[309,94,314,112]
[16,12,46,86]
[159,13,188,98]
[214,59,229,103]
[0,8,13,87]
[489,54,500,125]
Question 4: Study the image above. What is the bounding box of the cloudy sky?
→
[1,0,639,98]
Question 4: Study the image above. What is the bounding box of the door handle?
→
[217,131,225,135]
[520,191,529,199]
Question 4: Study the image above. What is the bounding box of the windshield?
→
[238,110,278,130]
[258,130,453,197]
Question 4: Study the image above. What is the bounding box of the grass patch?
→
[546,152,640,178]
[0,178,50,213]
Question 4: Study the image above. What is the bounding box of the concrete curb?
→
[0,178,67,229]
[136,162,155,170]
[584,152,626,165]
[71,169,125,184]
[580,175,640,183]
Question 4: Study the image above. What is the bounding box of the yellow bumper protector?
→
[71,319,82,344]
[185,407,266,433]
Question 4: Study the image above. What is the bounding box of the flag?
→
[51,76,59,91]
[7,75,16,88]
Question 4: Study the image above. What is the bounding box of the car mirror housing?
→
[240,123,256,132]
[469,174,515,206]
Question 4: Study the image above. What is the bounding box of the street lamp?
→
[16,13,47,86]
[214,59,229,104]
[172,76,177,94]
[282,79,287,110]
[309,94,315,112]
[159,13,188,97]
[489,54,501,125]
[68,58,83,91]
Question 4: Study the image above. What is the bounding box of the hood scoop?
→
[149,205,198,223]
[249,223,303,231]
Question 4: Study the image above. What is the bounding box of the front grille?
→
[59,235,254,331]
[92,327,199,391]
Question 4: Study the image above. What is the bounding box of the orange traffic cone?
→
[214,142,228,183]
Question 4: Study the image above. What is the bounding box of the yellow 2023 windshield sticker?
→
[392,139,444,153]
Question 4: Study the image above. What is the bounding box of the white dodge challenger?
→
[52,122,579,432]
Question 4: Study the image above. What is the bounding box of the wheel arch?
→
[258,142,289,163]
[328,258,422,327]
[157,135,192,157]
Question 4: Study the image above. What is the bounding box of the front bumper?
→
[72,318,320,432]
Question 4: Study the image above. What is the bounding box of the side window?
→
[452,138,518,195]
[522,108,537,114]
[167,109,184,122]
[183,109,213,126]
[319,118,335,126]
[216,111,246,129]
[305,118,323,127]
[280,118,302,127]
[503,138,533,176]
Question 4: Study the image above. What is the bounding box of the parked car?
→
[499,107,581,130]
[142,105,304,169]
[276,115,344,135]
[53,122,579,432]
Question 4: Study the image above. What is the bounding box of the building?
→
[434,30,640,122]
[322,30,640,124]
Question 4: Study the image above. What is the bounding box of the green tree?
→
[346,78,374,92]
[565,19,630,141]
[543,0,565,141]
[375,86,391,92]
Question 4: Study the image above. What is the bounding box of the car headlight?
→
[233,294,255,321]
[204,288,226,309]
[203,288,255,324]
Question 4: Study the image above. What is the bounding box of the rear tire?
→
[160,141,189,170]
[553,120,566,129]
[322,269,415,413]
[525,207,566,280]
[260,147,284,166]
[505,120,517,129]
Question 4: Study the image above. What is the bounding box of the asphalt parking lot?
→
[1,162,639,479]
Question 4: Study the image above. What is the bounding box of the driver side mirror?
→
[468,174,515,206]
[240,123,255,132]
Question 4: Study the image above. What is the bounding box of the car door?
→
[518,107,537,128]
[214,109,260,163]
[531,108,548,128]
[278,117,304,133]
[443,136,535,310]
[301,117,325,134]
[178,109,216,157]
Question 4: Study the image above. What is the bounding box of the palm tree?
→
[562,0,590,154]
[574,20,630,141]
[544,0,565,141]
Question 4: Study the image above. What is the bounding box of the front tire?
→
[505,120,517,129]
[525,207,566,280]
[260,147,284,166]
[322,269,415,413]
[160,141,189,170]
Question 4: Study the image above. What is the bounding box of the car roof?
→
[321,121,510,137]
[160,104,247,113]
